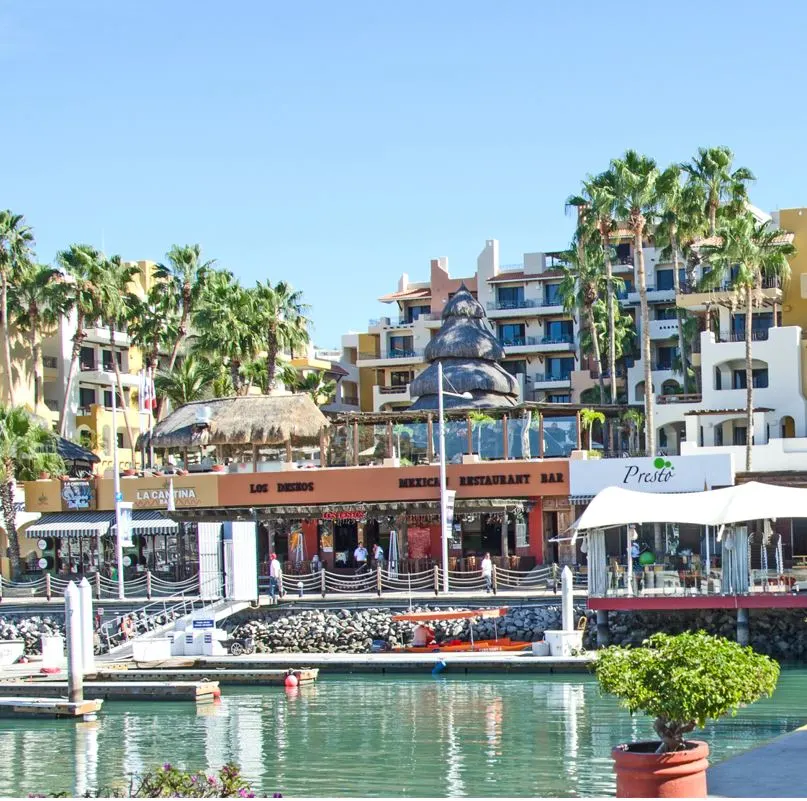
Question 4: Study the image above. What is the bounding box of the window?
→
[546,357,574,380]
[659,428,668,448]
[502,360,527,376]
[614,243,631,264]
[732,369,769,389]
[103,390,125,409]
[390,370,411,387]
[79,429,93,448]
[656,269,674,291]
[405,305,431,323]
[547,393,571,403]
[498,323,525,346]
[117,433,125,448]
[656,306,678,320]
[545,320,573,343]
[497,286,524,308]
[656,346,677,370]
[715,368,722,390]
[733,426,747,446]
[78,387,95,410]
[80,347,95,370]
[732,312,773,338]
[388,336,414,356]
[544,284,562,305]
[714,426,724,446]
[102,350,122,370]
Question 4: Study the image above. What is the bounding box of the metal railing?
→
[657,393,702,405]
[717,329,771,342]
[487,299,543,311]
[534,373,572,384]
[0,572,200,602]
[378,384,410,395]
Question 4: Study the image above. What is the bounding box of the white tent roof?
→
[574,481,807,530]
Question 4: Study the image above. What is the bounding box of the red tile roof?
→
[378,287,432,303]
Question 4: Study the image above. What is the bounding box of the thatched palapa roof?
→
[141,395,329,450]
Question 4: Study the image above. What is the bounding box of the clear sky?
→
[4,1,807,348]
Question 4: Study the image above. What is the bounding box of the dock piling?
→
[737,608,750,646]
[78,577,94,675]
[64,582,84,702]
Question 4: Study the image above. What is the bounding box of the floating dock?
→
[0,697,102,719]
[0,679,219,703]
[93,667,319,686]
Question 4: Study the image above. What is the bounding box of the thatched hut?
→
[409,284,519,410]
[141,394,330,467]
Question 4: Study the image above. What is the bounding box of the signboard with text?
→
[570,453,735,498]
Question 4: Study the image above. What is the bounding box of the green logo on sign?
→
[653,457,673,470]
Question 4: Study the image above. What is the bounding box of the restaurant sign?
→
[570,453,735,497]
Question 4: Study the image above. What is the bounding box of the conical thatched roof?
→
[409,284,520,411]
[140,395,329,450]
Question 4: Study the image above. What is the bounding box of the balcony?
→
[83,326,130,346]
[627,287,676,304]
[357,349,424,365]
[76,365,139,387]
[43,356,58,370]
[486,298,547,318]
[717,328,771,343]
[657,393,702,405]
[534,373,572,390]
[373,383,412,411]
[648,319,680,340]
[342,396,359,407]
[368,314,441,330]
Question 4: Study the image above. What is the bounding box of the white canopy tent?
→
[574,481,807,531]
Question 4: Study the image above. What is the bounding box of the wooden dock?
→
[92,667,319,686]
[0,680,219,703]
[0,697,102,719]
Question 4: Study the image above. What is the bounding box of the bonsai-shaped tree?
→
[469,411,496,457]
[579,407,605,451]
[595,631,779,753]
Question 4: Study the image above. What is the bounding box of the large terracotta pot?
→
[612,740,709,798]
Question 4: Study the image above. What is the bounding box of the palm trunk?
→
[157,320,188,421]
[110,327,138,467]
[59,313,85,436]
[601,229,617,404]
[1,271,14,406]
[587,305,606,402]
[230,360,242,394]
[29,322,42,408]
[635,225,655,456]
[1,470,21,579]
[709,200,717,236]
[745,285,754,472]
[266,332,278,392]
[670,226,689,394]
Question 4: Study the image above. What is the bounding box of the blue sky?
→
[4,1,807,348]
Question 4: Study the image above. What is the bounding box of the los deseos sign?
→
[570,453,735,497]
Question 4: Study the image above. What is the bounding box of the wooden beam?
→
[502,414,509,460]
[352,421,359,466]
[576,410,582,450]
[386,420,394,459]
[467,416,473,455]
[426,415,434,462]
[538,414,544,458]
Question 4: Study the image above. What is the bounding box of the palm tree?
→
[699,213,795,470]
[612,150,661,455]
[253,281,311,391]
[56,244,105,435]
[0,406,64,577]
[579,407,605,451]
[155,245,215,376]
[580,297,635,388]
[0,211,35,404]
[568,171,618,402]
[295,371,336,406]
[392,423,414,459]
[469,411,496,457]
[559,241,611,401]
[128,283,179,373]
[621,409,644,453]
[9,261,65,408]
[154,355,217,409]
[681,147,754,236]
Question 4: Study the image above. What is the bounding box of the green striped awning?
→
[24,512,114,539]
[111,510,178,538]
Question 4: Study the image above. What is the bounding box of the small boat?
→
[391,607,531,653]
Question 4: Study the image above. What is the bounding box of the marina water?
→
[1,670,807,797]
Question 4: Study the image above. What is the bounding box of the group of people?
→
[353,542,384,572]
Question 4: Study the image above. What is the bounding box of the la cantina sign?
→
[569,454,735,496]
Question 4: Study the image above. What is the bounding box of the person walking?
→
[374,543,385,570]
[481,552,493,594]
[269,552,283,601]
[354,543,368,572]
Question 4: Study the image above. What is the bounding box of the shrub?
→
[594,631,780,753]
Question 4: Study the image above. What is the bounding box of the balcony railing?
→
[342,396,359,407]
[534,373,572,384]
[76,407,92,416]
[680,277,781,295]
[651,363,674,371]
[378,384,410,394]
[43,356,58,369]
[80,362,96,372]
[542,335,574,345]
[487,298,542,311]
[657,393,702,405]
[717,329,771,343]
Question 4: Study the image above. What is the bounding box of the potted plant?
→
[211,464,226,473]
[122,468,136,477]
[594,631,779,798]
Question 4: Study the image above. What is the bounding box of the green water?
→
[1,670,806,797]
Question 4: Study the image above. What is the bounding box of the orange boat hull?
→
[398,638,531,653]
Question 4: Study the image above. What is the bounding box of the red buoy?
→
[212,687,222,700]
[284,674,298,688]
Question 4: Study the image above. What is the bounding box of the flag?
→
[139,368,157,412]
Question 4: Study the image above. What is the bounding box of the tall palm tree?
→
[699,213,795,471]
[154,355,217,409]
[0,406,64,577]
[56,244,105,435]
[567,172,619,402]
[611,150,661,455]
[0,211,35,404]
[96,254,139,457]
[8,261,65,407]
[252,281,311,391]
[579,408,605,450]
[559,241,610,401]
[681,147,754,236]
[295,371,336,406]
[128,283,179,373]
[155,245,215,373]
[580,296,635,398]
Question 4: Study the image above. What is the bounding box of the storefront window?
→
[543,416,577,457]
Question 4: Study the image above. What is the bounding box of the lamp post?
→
[437,361,472,594]
[627,524,637,597]
[111,381,125,600]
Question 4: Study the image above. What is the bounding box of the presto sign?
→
[570,453,735,496]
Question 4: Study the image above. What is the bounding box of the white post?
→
[626,525,635,597]
[112,382,125,600]
[561,565,574,632]
[705,525,711,579]
[64,581,84,702]
[78,577,95,675]
[438,361,450,594]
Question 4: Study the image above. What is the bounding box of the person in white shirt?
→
[354,544,368,571]
[374,543,385,569]
[481,552,493,593]
[269,552,283,600]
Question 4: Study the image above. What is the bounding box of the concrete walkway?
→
[709,724,807,797]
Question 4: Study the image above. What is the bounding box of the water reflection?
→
[0,673,805,797]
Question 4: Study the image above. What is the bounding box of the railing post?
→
[434,564,440,595]
[146,570,152,600]
[492,564,498,595]
[320,568,326,598]
[376,565,382,597]
[0,574,3,603]
[45,572,52,601]
[94,571,101,599]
